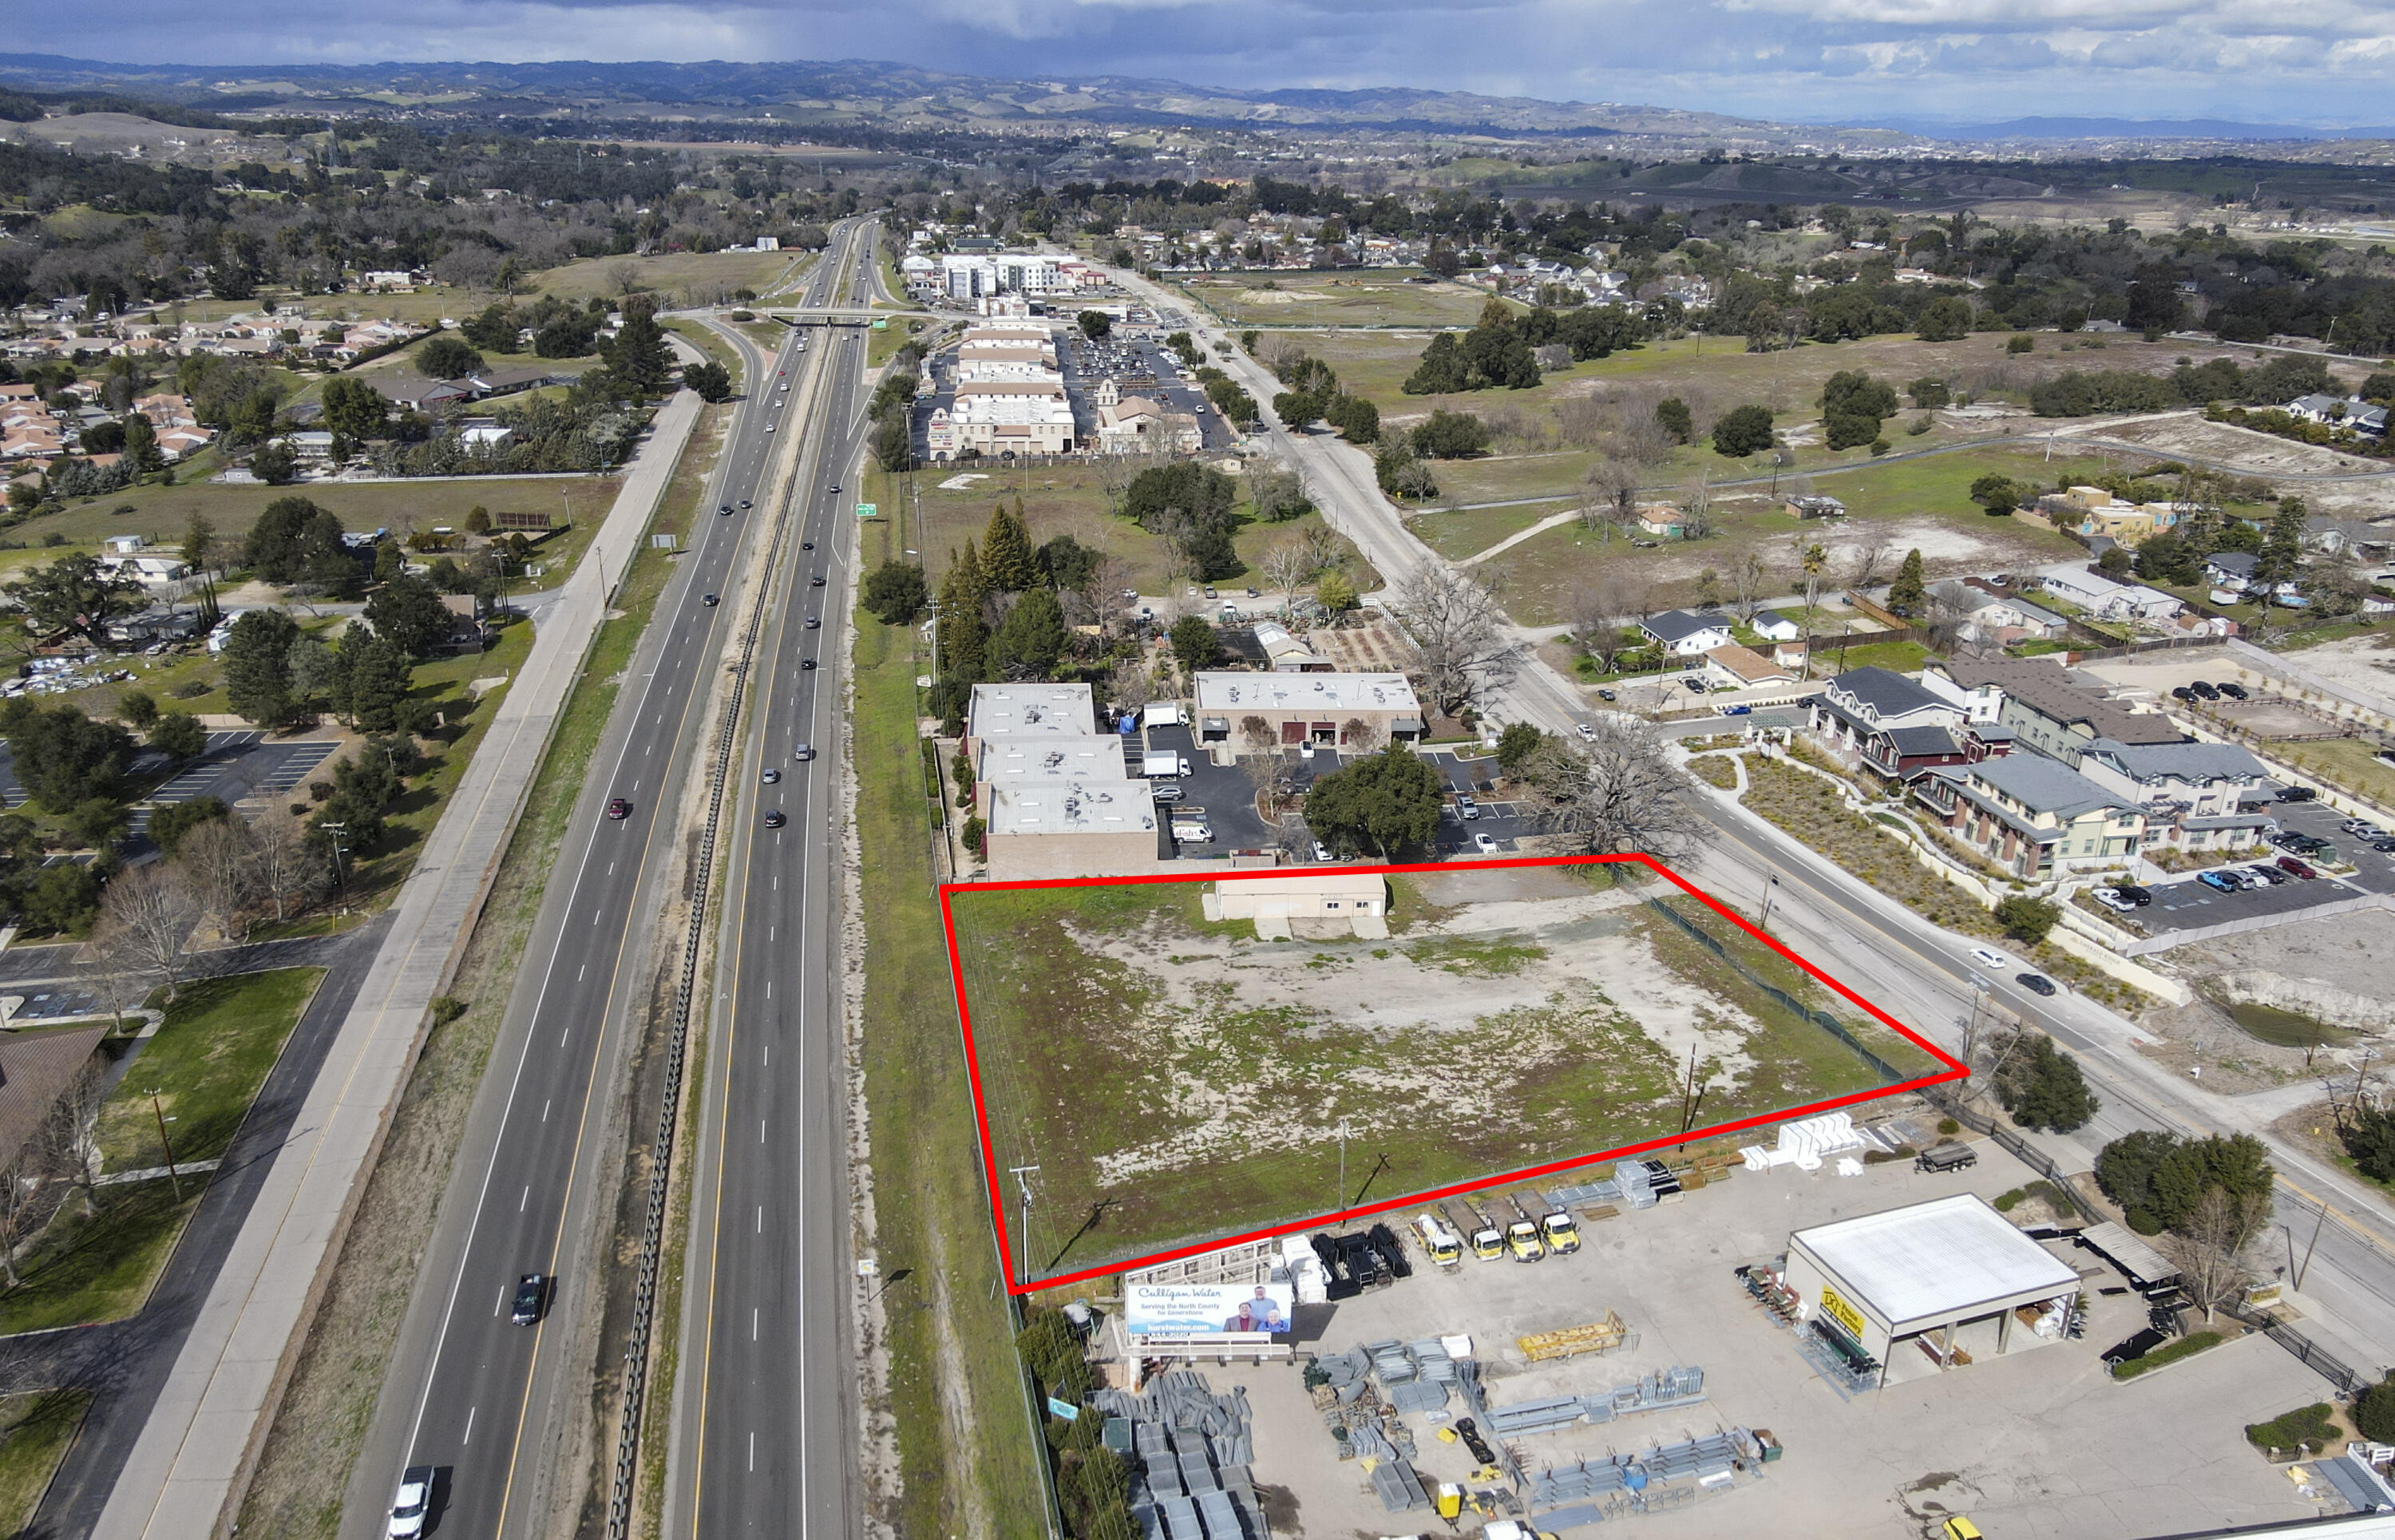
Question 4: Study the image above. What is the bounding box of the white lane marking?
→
[464,1407,477,1446]
[762,1045,769,1067]
[749,1431,755,1472]
[541,1099,552,1122]
[519,1186,529,1212]
[759,1119,766,1143]
[577,965,586,981]
[752,1308,759,1341]
[560,1029,570,1047]
[755,1206,762,1233]
[494,1288,505,1316]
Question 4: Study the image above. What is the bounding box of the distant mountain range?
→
[0,52,2389,149]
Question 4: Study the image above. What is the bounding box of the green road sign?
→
[871,318,889,331]
[856,502,878,519]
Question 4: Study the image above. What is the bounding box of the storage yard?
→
[948,861,1944,1280]
[1092,1133,2335,1539]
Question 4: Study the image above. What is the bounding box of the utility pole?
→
[1758,869,1779,934]
[1007,1164,1039,1285]
[322,821,350,901]
[149,1091,181,1201]
[1336,1120,1350,1220]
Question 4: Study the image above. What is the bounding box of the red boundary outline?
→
[940,853,1969,1294]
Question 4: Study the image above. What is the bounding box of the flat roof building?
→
[965,683,1099,761]
[1192,671,1425,748]
[1782,1194,2082,1386]
[1202,871,1389,940]
[984,780,1159,881]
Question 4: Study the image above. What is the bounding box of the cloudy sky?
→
[35,0,2395,129]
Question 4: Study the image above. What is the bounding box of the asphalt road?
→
[668,228,879,1540]
[345,222,879,1540]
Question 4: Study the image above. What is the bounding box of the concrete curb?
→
[93,386,707,1540]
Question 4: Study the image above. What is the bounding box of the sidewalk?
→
[93,387,705,1540]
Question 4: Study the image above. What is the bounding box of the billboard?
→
[1124,1281,1295,1337]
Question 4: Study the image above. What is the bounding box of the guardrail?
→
[603,373,806,1540]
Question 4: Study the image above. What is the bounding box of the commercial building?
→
[1092,377,1201,456]
[983,780,1160,880]
[975,734,1134,810]
[927,319,1077,460]
[1782,1194,2082,1386]
[1202,871,1390,939]
[1915,753,2146,877]
[964,683,1101,762]
[1922,659,2184,767]
[1193,672,1424,749]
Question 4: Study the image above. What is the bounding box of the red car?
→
[2277,854,2318,880]
[607,798,632,820]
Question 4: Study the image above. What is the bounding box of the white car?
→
[388,1468,433,1538]
[1574,722,1597,742]
[1969,946,2012,972]
[2090,887,2139,913]
[1473,832,1499,854]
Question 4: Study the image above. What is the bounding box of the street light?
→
[321,820,350,900]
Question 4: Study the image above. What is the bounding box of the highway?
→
[342,220,878,1540]
[663,221,881,1540]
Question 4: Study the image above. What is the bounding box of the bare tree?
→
[607,259,645,297]
[1846,529,1895,596]
[1388,566,1516,719]
[1259,539,1314,610]
[1729,552,1772,625]
[1679,477,1720,541]
[180,819,261,944]
[1342,717,1386,755]
[97,863,204,1001]
[1570,574,1640,675]
[81,937,150,1035]
[2160,1187,2270,1324]
[1516,717,1714,861]
[1580,454,1644,540]
[38,1058,108,1221]
[250,802,315,924]
[1293,520,1344,578]
[0,1153,46,1288]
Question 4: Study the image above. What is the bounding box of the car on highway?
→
[2198,869,2240,892]
[718,504,733,516]
[801,540,814,551]
[763,810,786,829]
[810,573,826,587]
[511,1273,548,1325]
[607,798,632,820]
[1473,832,1500,854]
[792,745,815,762]
[702,593,718,606]
[762,767,781,783]
[1968,946,2011,972]
[2091,887,2140,913]
[2277,855,2319,880]
[1575,722,1597,741]
[765,422,775,432]
[1455,794,1480,820]
[829,482,840,493]
[388,1467,435,1538]
[739,498,752,509]
[800,658,817,671]
[2016,973,2057,997]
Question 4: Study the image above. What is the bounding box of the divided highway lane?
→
[344,227,873,1540]
[671,233,878,1540]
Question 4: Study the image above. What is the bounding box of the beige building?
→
[1093,377,1201,455]
[1201,871,1389,938]
[964,683,1100,762]
[1193,672,1425,749]
[975,734,1130,811]
[983,780,1160,880]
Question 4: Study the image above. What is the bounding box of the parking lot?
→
[2132,796,2395,938]
[1121,1138,2330,1539]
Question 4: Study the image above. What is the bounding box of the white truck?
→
[1169,808,1213,844]
[1144,703,1186,727]
[1142,750,1191,778]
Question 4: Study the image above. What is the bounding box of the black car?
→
[702,593,718,606]
[738,498,752,509]
[2373,837,2395,854]
[511,1272,548,1325]
[810,574,826,587]
[763,810,786,829]
[802,540,814,551]
[2114,883,2152,905]
[2278,786,2318,802]
[2102,1326,2170,1367]
[2189,680,2221,700]
[2171,686,2195,702]
[800,658,817,671]
[2219,681,2250,700]
[718,504,732,516]
[2016,972,2057,997]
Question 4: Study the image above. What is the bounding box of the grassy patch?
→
[1688,755,1740,790]
[1411,503,1564,561]
[2247,1403,2342,1454]
[2278,738,2395,806]
[2112,1329,2225,1380]
[2226,1001,2353,1051]
[100,968,327,1171]
[1176,273,1490,330]
[0,1389,93,1534]
[1744,760,2008,940]
[851,485,1049,1539]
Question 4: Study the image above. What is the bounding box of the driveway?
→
[2132,798,2394,937]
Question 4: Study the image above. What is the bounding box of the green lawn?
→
[532,249,798,307]
[0,968,323,1334]
[0,1389,93,1535]
[1177,272,1494,330]
[851,477,1051,1539]
[2282,738,2395,806]
[1429,451,1598,505]
[1412,504,1561,561]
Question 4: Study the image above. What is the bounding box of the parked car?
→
[2277,855,2319,880]
[1595,687,1617,702]
[2278,785,2318,802]
[2245,864,2290,885]
[511,1273,548,1325]
[1718,703,1752,716]
[2091,888,2140,913]
[1455,794,1480,821]
[1968,946,2011,972]
[2372,837,2395,855]
[389,1468,435,1539]
[2171,686,2195,703]
[1684,677,1710,694]
[2189,680,2221,700]
[2198,869,2240,892]
[1151,783,1184,802]
[607,798,632,820]
[2114,884,2152,905]
[1312,841,1333,861]
[1473,832,1499,854]
[2341,818,2385,839]
[2218,681,2249,699]
[2016,973,2057,997]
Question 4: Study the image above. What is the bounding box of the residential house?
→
[1927,580,2071,649]
[2203,550,2259,592]
[1921,658,2185,766]
[1640,609,1736,657]
[2034,564,2185,623]
[1750,609,1803,643]
[1783,495,1847,520]
[97,554,191,588]
[2285,394,2391,438]
[1700,643,1798,691]
[2075,738,2272,853]
[2035,485,2187,547]
[1916,754,2145,878]
[1807,667,2009,780]
[1636,507,1688,540]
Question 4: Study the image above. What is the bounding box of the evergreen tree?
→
[1995,1035,2098,1133]
[337,631,418,732]
[982,503,1038,592]
[988,590,1068,679]
[1886,548,1927,616]
[121,410,162,472]
[937,544,991,682]
[603,296,675,394]
[2254,497,2307,589]
[222,610,301,726]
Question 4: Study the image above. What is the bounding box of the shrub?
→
[2356,1379,2395,1443]
[1994,893,2059,943]
[1993,1033,2098,1133]
[2246,1403,2340,1453]
[1712,404,1775,457]
[1937,1117,1962,1136]
[962,815,986,857]
[861,560,928,624]
[2111,1330,2223,1379]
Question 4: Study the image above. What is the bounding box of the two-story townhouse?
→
[1915,754,2146,879]
[1922,659,2186,767]
[2073,738,2273,853]
[1807,667,2010,780]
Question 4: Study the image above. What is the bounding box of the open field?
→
[1,474,623,581]
[1177,273,1494,330]
[946,862,1938,1281]
[899,461,1378,598]
[0,1389,92,1535]
[0,968,323,1336]
[513,250,802,306]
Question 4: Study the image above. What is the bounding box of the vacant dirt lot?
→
[947,875,1931,1277]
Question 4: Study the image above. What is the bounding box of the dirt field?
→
[1179,274,1494,331]
[946,868,1934,1278]
[2087,414,2394,485]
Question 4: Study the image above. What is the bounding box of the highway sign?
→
[856,502,878,519]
